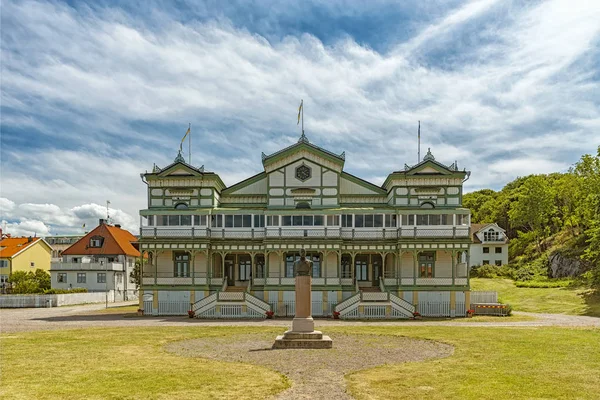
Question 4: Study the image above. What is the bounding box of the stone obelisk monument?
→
[273,248,332,349]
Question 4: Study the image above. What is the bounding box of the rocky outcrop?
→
[548,252,588,278]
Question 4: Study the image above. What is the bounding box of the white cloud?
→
[0,0,599,217]
[1,219,51,238]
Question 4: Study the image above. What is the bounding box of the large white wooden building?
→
[138,134,473,318]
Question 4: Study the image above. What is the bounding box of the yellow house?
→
[0,237,53,284]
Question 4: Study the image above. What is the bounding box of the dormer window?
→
[483,229,500,241]
[175,203,188,210]
[89,236,104,248]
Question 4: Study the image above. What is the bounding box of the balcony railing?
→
[51,262,124,271]
[140,226,470,240]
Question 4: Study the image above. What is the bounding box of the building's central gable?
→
[267,157,340,208]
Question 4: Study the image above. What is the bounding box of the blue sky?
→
[1,0,599,236]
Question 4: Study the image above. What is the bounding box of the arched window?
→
[174,203,188,210]
[420,202,435,209]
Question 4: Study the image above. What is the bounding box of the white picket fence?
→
[471,291,498,303]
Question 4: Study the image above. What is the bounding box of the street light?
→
[101,260,107,308]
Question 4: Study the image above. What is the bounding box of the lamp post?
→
[101,260,107,309]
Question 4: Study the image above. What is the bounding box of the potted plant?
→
[188,310,195,318]
[137,308,144,316]
[412,311,422,320]
[265,310,275,319]
[466,309,475,318]
[332,311,340,319]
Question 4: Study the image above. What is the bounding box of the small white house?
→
[50,219,139,301]
[470,223,509,266]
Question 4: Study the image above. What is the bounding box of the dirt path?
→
[1,305,599,334]
[165,332,453,399]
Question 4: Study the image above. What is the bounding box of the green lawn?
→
[1,326,599,399]
[344,326,600,399]
[471,278,600,317]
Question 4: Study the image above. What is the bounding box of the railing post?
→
[279,227,282,237]
[413,226,417,239]
[352,228,355,239]
[191,227,195,238]
[153,227,157,238]
[207,227,210,237]
[324,227,327,238]
[222,228,225,239]
[251,228,254,239]
[383,228,386,239]
[453,227,456,239]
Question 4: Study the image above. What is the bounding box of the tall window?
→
[285,252,321,278]
[211,215,223,227]
[495,247,502,254]
[238,256,252,281]
[484,230,500,241]
[281,216,325,226]
[194,215,207,226]
[255,255,265,278]
[77,273,86,283]
[341,214,353,227]
[266,216,279,226]
[341,255,352,278]
[401,215,415,225]
[355,256,368,281]
[385,215,397,227]
[224,215,252,228]
[174,252,190,277]
[456,214,468,225]
[97,273,106,283]
[57,273,67,283]
[418,252,435,278]
[254,215,265,228]
[327,215,340,226]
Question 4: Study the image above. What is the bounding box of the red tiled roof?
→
[62,223,140,257]
[0,237,44,258]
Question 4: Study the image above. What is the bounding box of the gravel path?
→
[1,305,599,334]
[165,332,454,399]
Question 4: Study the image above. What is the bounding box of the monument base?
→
[272,330,333,349]
[291,316,314,332]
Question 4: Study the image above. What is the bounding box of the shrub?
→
[470,264,514,279]
[8,269,51,294]
[43,288,88,294]
[515,280,572,288]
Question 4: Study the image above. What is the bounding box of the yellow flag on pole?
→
[297,100,303,125]
[181,126,190,144]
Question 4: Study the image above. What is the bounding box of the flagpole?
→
[302,99,304,134]
[418,120,421,163]
[188,123,191,165]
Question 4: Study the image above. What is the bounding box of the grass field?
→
[1,326,599,399]
[471,278,600,317]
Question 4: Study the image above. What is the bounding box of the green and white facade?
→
[138,134,473,318]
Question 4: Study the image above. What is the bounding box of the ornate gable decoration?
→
[262,133,345,172]
[295,164,311,181]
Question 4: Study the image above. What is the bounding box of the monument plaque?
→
[273,248,333,349]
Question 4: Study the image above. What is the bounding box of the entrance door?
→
[226,260,235,286]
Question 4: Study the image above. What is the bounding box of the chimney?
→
[27,236,33,242]
[115,224,121,229]
[99,218,106,225]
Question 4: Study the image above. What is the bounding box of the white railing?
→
[379,276,386,292]
[142,277,155,285]
[401,278,414,285]
[246,301,268,317]
[156,277,193,285]
[280,278,295,285]
[471,291,498,303]
[140,226,470,239]
[312,278,325,285]
[363,305,387,319]
[253,278,266,285]
[335,292,361,312]
[220,305,243,318]
[384,278,396,286]
[417,301,451,317]
[218,292,244,301]
[266,278,280,285]
[340,278,354,286]
[362,292,388,301]
[51,262,124,271]
[389,292,416,315]
[245,293,271,312]
[193,292,217,314]
[455,278,468,285]
[415,278,453,285]
[210,278,224,285]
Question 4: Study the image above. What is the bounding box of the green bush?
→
[43,288,88,294]
[470,264,514,279]
[515,280,572,288]
[8,269,51,294]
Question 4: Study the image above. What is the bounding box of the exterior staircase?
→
[191,277,271,319]
[334,277,415,319]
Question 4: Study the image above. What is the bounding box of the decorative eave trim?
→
[262,141,345,168]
